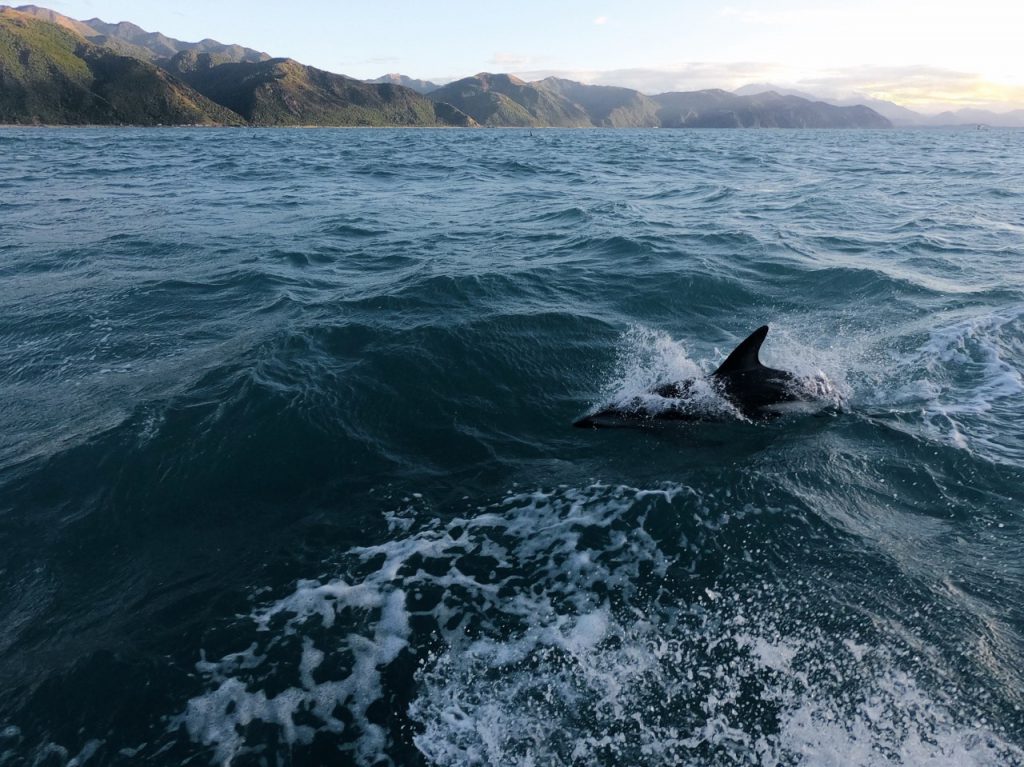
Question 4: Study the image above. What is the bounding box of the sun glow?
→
[714,0,1024,110]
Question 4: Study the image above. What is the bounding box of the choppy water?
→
[1,127,1023,766]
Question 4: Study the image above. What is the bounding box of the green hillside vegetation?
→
[83,47,245,126]
[13,4,268,63]
[166,55,475,126]
[0,8,242,124]
[0,8,92,104]
[429,73,592,127]
[11,5,157,62]
[429,86,536,126]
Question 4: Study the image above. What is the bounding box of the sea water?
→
[1,127,1022,765]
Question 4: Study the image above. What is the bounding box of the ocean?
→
[1,127,1022,766]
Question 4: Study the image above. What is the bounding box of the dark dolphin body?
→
[574,325,824,428]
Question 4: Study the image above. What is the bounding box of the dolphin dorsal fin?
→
[713,325,769,376]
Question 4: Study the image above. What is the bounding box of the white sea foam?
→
[599,324,729,414]
[873,308,1024,459]
[598,325,733,420]
[172,483,1022,766]
[918,310,1024,415]
[414,589,1022,767]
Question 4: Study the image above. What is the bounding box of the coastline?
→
[1,123,1014,130]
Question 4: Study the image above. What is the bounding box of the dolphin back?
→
[574,324,816,428]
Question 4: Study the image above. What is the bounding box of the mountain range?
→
[733,83,1024,128]
[366,73,439,94]
[12,3,268,63]
[0,7,472,126]
[0,7,244,126]
[5,4,984,129]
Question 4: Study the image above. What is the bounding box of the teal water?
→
[1,127,1023,766]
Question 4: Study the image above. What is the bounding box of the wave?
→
[168,483,1022,766]
[3,127,1024,766]
[872,307,1024,463]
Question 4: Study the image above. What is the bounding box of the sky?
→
[31,0,1024,112]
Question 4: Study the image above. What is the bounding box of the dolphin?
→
[574,325,831,428]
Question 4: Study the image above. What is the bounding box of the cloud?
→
[503,63,1024,112]
[593,16,608,25]
[488,51,560,70]
[796,65,1024,113]
[719,5,853,26]
[489,52,535,68]
[511,62,788,95]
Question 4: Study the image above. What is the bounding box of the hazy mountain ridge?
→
[653,89,890,128]
[2,5,893,128]
[366,73,438,94]
[922,107,1024,128]
[536,77,661,127]
[426,74,887,128]
[734,82,1024,127]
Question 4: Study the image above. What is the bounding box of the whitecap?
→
[170,484,1022,766]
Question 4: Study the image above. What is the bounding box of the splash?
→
[591,324,847,421]
[596,325,738,420]
[868,308,1024,461]
[171,484,1021,766]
